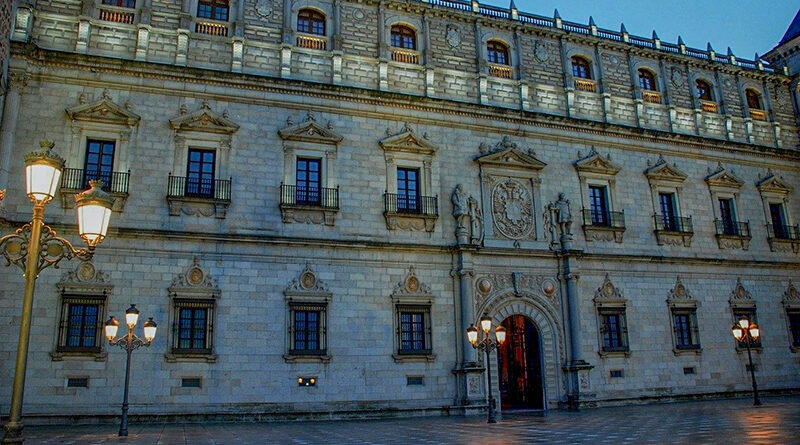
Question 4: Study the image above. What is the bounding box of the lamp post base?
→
[1,421,24,445]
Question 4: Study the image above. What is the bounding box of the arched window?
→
[696,79,713,101]
[745,89,762,110]
[390,25,417,50]
[638,69,657,91]
[487,41,509,65]
[297,9,326,35]
[571,56,592,79]
[197,0,228,21]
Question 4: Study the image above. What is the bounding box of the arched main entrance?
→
[497,314,544,410]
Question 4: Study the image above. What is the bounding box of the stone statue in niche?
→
[547,192,573,244]
[452,184,483,246]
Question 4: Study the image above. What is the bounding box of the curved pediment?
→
[644,155,687,182]
[705,162,744,189]
[169,101,239,135]
[475,136,546,171]
[756,169,793,195]
[379,124,437,156]
[573,147,620,175]
[66,92,140,127]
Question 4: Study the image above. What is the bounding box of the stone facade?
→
[0,0,798,423]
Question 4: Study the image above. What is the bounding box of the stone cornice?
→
[10,43,800,165]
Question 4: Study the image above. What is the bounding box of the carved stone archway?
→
[476,291,565,411]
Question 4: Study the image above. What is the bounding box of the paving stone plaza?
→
[20,396,800,444]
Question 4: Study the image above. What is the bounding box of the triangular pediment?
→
[705,163,744,189]
[574,148,620,175]
[279,120,343,144]
[380,126,437,155]
[644,156,687,182]
[169,102,239,135]
[756,170,793,195]
[475,146,547,171]
[66,95,140,127]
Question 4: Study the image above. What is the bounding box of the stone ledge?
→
[280,204,337,226]
[384,212,438,233]
[583,225,624,243]
[164,352,218,363]
[715,234,751,250]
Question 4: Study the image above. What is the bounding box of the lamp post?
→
[466,313,507,424]
[104,305,157,437]
[731,316,762,406]
[1,141,114,445]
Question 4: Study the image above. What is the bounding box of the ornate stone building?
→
[0,0,798,423]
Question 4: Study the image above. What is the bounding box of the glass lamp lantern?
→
[74,181,114,248]
[125,305,140,329]
[466,324,478,345]
[495,325,507,344]
[731,324,744,342]
[105,316,120,341]
[738,317,750,330]
[748,323,760,341]
[24,141,65,204]
[480,314,492,334]
[143,317,157,342]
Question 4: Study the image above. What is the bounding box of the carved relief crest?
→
[667,276,694,301]
[492,178,533,240]
[57,261,111,294]
[393,266,432,297]
[594,274,623,301]
[729,278,752,302]
[446,25,460,48]
[533,40,551,63]
[254,0,272,17]
[784,281,800,307]
[669,66,685,88]
[170,257,220,297]
[286,263,330,294]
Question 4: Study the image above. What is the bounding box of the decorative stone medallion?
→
[492,178,533,240]
[353,8,365,20]
[301,270,317,290]
[477,277,492,295]
[188,266,204,285]
[446,25,460,48]
[406,275,419,293]
[78,262,96,281]
[254,0,272,17]
[533,40,551,63]
[669,67,684,88]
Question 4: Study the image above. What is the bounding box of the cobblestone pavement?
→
[20,396,800,445]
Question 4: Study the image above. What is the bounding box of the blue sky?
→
[499,1,799,59]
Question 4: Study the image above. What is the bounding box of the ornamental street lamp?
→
[466,313,507,424]
[731,316,762,406]
[104,305,157,437]
[1,141,114,445]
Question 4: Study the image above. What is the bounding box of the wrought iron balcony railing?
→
[582,209,625,228]
[384,193,438,216]
[654,214,693,234]
[573,78,597,92]
[167,175,231,201]
[767,223,800,241]
[61,168,130,194]
[280,184,339,209]
[642,90,662,104]
[714,219,751,237]
[700,100,718,113]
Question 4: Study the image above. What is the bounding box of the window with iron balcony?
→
[746,88,767,121]
[638,69,661,103]
[487,41,512,79]
[296,9,327,50]
[571,56,596,92]
[99,0,136,24]
[696,79,718,113]
[195,0,229,36]
[390,24,419,64]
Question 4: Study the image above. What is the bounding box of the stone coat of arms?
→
[492,178,533,239]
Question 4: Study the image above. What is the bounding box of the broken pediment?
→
[705,162,744,189]
[756,169,793,195]
[65,91,140,127]
[279,112,343,145]
[573,147,620,175]
[169,101,239,135]
[644,155,687,182]
[475,137,546,171]
[379,123,437,156]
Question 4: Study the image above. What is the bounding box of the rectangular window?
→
[186,148,216,198]
[84,139,115,189]
[172,300,214,354]
[718,198,736,235]
[398,307,428,353]
[197,0,228,21]
[396,167,420,213]
[672,311,700,350]
[788,311,800,348]
[733,309,761,348]
[769,203,787,238]
[588,185,609,226]
[295,158,321,205]
[600,311,628,352]
[290,303,327,355]
[58,296,105,353]
[659,192,677,231]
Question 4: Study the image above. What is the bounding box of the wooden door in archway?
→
[497,314,543,409]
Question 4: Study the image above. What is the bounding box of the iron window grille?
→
[289,303,327,356]
[396,305,431,355]
[171,299,214,355]
[714,219,751,237]
[654,214,693,233]
[672,311,701,350]
[61,168,130,194]
[599,309,629,352]
[57,296,106,353]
